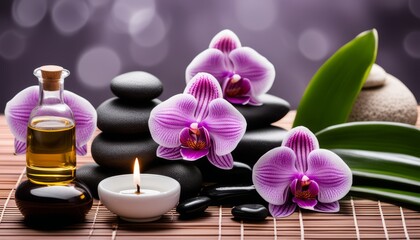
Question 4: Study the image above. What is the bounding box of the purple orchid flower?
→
[252,126,352,217]
[5,86,97,155]
[148,72,246,169]
[186,29,275,106]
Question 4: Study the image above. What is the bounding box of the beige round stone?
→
[363,64,386,88]
[349,74,418,125]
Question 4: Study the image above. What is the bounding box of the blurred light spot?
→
[130,40,169,67]
[234,0,277,31]
[77,46,122,88]
[111,0,155,34]
[403,31,420,58]
[12,0,48,28]
[409,0,420,18]
[298,29,329,61]
[0,30,26,60]
[129,14,166,47]
[88,0,112,8]
[51,0,90,35]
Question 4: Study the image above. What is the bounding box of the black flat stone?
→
[111,71,163,101]
[234,94,290,130]
[176,196,212,217]
[91,133,158,172]
[145,160,203,201]
[196,160,252,185]
[200,184,266,206]
[76,163,124,199]
[15,180,93,228]
[96,98,160,135]
[232,126,288,167]
[231,204,268,221]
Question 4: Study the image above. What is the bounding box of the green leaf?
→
[333,149,420,182]
[316,122,420,158]
[293,29,378,132]
[351,186,420,208]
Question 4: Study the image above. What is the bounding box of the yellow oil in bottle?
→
[26,116,76,184]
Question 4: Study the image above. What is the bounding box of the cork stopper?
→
[40,65,63,91]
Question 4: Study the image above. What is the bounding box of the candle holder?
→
[98,174,180,222]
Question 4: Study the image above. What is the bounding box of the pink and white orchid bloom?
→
[252,126,352,217]
[148,72,246,169]
[186,29,275,106]
[5,86,97,155]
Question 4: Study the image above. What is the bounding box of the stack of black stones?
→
[77,72,203,201]
[77,73,290,221]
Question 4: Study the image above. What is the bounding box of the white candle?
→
[118,158,160,195]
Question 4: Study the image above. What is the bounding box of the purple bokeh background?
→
[1,0,419,113]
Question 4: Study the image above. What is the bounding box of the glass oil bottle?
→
[26,65,76,184]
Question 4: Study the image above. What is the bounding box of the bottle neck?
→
[38,79,64,105]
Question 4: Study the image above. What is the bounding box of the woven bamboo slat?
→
[0,108,419,239]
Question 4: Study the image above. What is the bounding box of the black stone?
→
[197,160,252,185]
[15,180,93,228]
[176,196,212,217]
[232,126,288,167]
[76,163,124,199]
[111,71,163,101]
[91,133,158,172]
[234,94,290,130]
[145,160,203,201]
[96,98,160,135]
[200,184,266,206]
[231,204,268,221]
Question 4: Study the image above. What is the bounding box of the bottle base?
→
[26,167,76,185]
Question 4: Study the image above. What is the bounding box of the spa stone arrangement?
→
[4,29,420,226]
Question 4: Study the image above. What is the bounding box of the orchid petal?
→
[252,147,298,205]
[209,29,242,54]
[313,201,340,213]
[149,94,196,148]
[292,197,318,210]
[63,90,97,156]
[184,73,223,121]
[306,149,352,203]
[14,139,26,155]
[207,149,234,169]
[157,146,183,160]
[76,145,87,156]
[282,126,319,172]
[185,49,229,83]
[180,148,209,161]
[229,47,275,97]
[203,98,246,156]
[5,86,38,143]
[5,86,97,156]
[269,201,296,218]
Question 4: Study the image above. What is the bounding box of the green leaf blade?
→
[293,29,378,132]
[316,122,420,158]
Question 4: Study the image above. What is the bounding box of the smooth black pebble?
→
[234,94,290,130]
[145,160,203,201]
[15,180,93,228]
[201,184,265,205]
[232,126,288,167]
[197,160,252,184]
[76,163,124,199]
[96,98,160,135]
[111,71,163,101]
[176,196,212,217]
[91,133,158,172]
[231,204,268,221]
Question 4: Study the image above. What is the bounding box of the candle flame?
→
[133,158,141,194]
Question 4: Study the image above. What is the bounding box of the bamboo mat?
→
[0,109,420,240]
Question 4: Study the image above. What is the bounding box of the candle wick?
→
[136,184,141,194]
